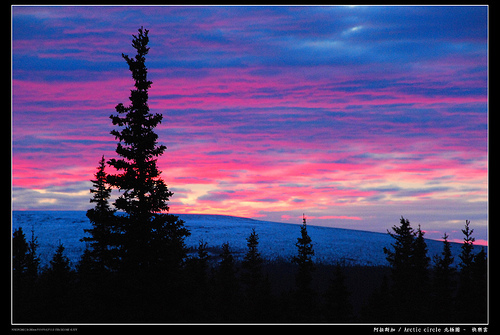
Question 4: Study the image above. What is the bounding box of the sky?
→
[12,5,488,245]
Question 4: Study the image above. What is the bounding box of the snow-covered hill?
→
[12,211,480,267]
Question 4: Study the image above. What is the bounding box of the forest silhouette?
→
[12,27,487,324]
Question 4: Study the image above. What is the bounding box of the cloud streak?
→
[12,5,488,244]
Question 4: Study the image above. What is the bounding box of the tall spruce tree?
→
[13,227,29,284]
[432,232,455,322]
[292,214,315,293]
[13,227,40,286]
[412,225,431,321]
[291,214,316,321]
[383,216,416,291]
[456,220,477,322]
[242,228,263,292]
[413,225,430,282]
[382,220,434,322]
[459,220,475,272]
[26,227,40,284]
[107,27,189,270]
[241,228,266,320]
[83,155,118,272]
[214,242,239,321]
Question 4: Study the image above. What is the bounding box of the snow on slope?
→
[12,211,479,268]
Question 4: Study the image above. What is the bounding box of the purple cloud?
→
[12,5,488,243]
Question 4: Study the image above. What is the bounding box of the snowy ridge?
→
[12,211,480,267]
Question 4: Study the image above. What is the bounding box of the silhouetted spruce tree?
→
[41,242,75,321]
[216,242,237,291]
[13,227,40,322]
[456,220,478,322]
[383,216,415,288]
[412,225,431,321]
[213,242,240,321]
[241,228,266,320]
[107,27,189,271]
[383,216,417,321]
[83,155,119,272]
[13,227,29,285]
[242,228,263,292]
[183,240,211,320]
[431,232,455,322]
[459,220,475,272]
[13,227,30,320]
[291,214,316,321]
[47,243,73,288]
[323,263,353,322]
[413,225,430,282]
[293,214,315,293]
[26,227,40,284]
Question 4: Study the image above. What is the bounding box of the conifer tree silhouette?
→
[48,243,72,283]
[456,220,479,322]
[107,27,189,271]
[241,228,266,320]
[213,242,239,321]
[292,214,316,321]
[13,227,29,283]
[383,217,415,288]
[432,232,455,322]
[242,228,263,293]
[13,227,40,322]
[26,227,40,284]
[83,155,118,272]
[293,214,315,293]
[412,225,431,321]
[459,220,475,271]
[383,216,424,321]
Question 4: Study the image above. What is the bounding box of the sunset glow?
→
[12,5,488,244]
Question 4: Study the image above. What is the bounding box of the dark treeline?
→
[12,216,488,323]
[12,27,487,323]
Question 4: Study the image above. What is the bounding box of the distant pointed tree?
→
[383,216,415,286]
[292,214,315,293]
[45,242,74,298]
[13,227,28,283]
[412,224,431,321]
[456,220,479,322]
[413,225,430,282]
[83,155,118,272]
[13,227,39,284]
[383,216,418,321]
[194,240,210,285]
[216,242,237,288]
[42,242,74,321]
[291,214,316,321]
[459,220,475,272]
[242,228,263,292]
[241,228,268,321]
[431,232,456,322]
[13,227,40,322]
[26,227,40,283]
[213,242,239,321]
[48,243,72,281]
[183,240,211,320]
[107,27,189,271]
